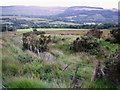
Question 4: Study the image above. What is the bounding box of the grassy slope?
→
[1,31,120,88]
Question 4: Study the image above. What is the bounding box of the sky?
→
[0,0,119,9]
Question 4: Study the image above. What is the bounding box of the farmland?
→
[17,28,111,38]
[1,3,120,89]
[17,28,88,32]
[1,15,118,33]
[1,28,120,88]
[0,16,81,28]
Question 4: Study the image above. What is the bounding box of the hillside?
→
[1,29,120,88]
[1,6,118,24]
[56,6,118,24]
[1,6,67,16]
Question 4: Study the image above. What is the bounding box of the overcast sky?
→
[0,0,119,9]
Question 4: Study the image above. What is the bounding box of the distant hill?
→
[1,6,67,16]
[56,6,118,23]
[66,6,104,10]
[1,6,118,24]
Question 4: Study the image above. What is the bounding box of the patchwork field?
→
[17,28,88,31]
[17,28,111,37]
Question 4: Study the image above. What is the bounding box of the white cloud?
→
[0,0,119,9]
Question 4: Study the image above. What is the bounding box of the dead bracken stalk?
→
[62,63,72,72]
[72,64,80,85]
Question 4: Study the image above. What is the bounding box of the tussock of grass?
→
[8,78,52,88]
[84,78,116,88]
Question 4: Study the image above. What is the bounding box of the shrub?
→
[86,29,103,38]
[22,32,51,52]
[34,31,46,35]
[110,28,120,43]
[8,78,52,88]
[104,37,114,43]
[33,28,37,31]
[104,49,120,84]
[70,36,101,55]
[23,32,31,37]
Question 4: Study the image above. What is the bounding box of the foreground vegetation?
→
[1,28,120,88]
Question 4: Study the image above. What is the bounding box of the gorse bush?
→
[8,78,52,88]
[104,49,120,84]
[23,32,51,52]
[70,36,101,55]
[34,31,46,35]
[86,29,103,38]
[33,28,37,31]
[110,28,120,43]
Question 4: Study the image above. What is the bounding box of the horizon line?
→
[0,5,118,9]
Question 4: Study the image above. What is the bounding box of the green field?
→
[17,28,89,32]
